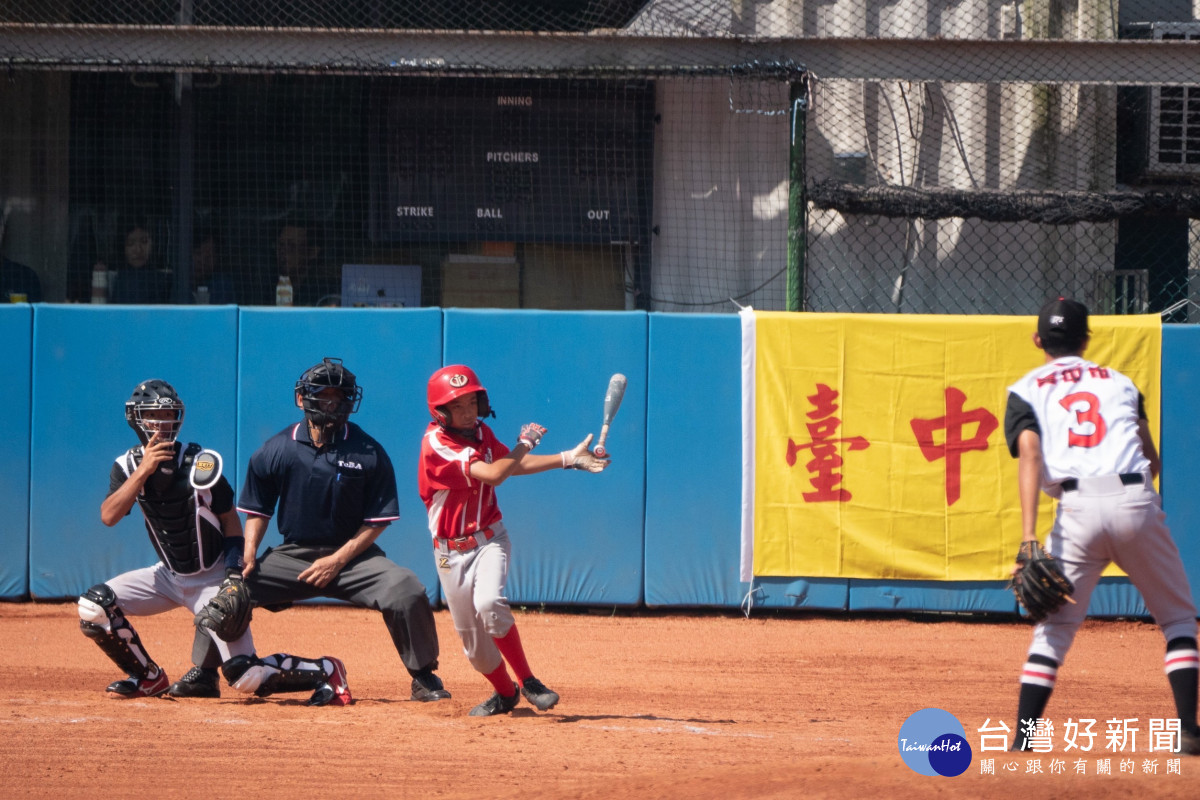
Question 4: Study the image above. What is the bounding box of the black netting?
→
[3,2,1200,316]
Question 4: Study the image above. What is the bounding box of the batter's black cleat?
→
[107,668,170,699]
[410,670,451,702]
[520,676,559,711]
[469,683,520,717]
[168,666,220,698]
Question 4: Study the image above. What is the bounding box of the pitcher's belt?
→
[1060,473,1143,493]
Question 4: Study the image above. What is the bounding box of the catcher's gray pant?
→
[434,524,513,675]
[105,561,256,663]
[243,542,440,675]
[1032,479,1198,663]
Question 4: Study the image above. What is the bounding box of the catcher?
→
[79,378,351,706]
[1004,299,1199,754]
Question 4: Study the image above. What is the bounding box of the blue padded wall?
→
[644,313,849,609]
[0,305,32,598]
[1159,325,1200,612]
[237,308,443,604]
[848,580,1012,613]
[29,306,239,598]
[442,309,646,606]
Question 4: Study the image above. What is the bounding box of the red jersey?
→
[418,421,508,540]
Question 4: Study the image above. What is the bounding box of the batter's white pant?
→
[105,561,256,661]
[434,523,514,675]
[1031,479,1198,664]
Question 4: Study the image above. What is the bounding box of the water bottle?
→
[195,285,210,305]
[91,265,108,304]
[275,275,293,306]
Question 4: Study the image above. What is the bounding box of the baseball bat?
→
[593,373,627,458]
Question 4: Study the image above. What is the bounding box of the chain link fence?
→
[2,2,1199,317]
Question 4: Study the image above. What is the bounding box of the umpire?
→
[227,357,448,701]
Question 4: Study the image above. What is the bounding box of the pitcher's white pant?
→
[1030,479,1197,664]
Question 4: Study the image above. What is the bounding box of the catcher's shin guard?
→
[222,653,337,696]
[77,583,158,679]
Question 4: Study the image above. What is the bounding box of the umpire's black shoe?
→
[469,683,520,717]
[410,670,451,702]
[1182,729,1200,756]
[167,666,220,699]
[520,676,560,711]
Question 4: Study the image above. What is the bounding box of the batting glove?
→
[561,433,610,473]
[519,423,547,450]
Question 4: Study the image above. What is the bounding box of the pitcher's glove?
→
[1008,541,1075,622]
[195,572,253,641]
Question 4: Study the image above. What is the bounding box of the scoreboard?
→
[369,78,654,244]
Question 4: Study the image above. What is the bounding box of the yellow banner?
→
[743,311,1161,580]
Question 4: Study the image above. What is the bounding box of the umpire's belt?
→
[434,528,495,553]
[1060,473,1144,493]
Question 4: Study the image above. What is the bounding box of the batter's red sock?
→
[484,663,517,697]
[494,624,533,684]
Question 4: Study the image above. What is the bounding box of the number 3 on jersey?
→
[1060,391,1107,447]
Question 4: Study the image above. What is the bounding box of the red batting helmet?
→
[427,365,492,426]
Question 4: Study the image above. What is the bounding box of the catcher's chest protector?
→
[126,443,223,574]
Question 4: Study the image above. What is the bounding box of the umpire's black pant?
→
[197,542,440,676]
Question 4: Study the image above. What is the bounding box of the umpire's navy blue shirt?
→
[237,420,400,546]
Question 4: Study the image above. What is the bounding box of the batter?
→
[1004,298,1199,754]
[418,365,609,716]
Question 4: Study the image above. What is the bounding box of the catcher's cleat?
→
[107,668,170,699]
[410,671,451,702]
[307,657,352,707]
[520,676,560,711]
[168,666,220,698]
[469,683,520,717]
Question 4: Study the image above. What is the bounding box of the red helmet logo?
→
[427,365,491,425]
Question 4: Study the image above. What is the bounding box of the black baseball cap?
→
[1037,296,1089,349]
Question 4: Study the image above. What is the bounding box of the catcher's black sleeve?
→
[106,460,134,517]
[1004,392,1040,458]
[208,475,235,515]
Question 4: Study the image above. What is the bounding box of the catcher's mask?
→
[426,365,492,428]
[295,357,362,432]
[125,379,185,446]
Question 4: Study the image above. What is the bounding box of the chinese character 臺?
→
[786,383,869,502]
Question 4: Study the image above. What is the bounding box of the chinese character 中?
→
[909,387,998,505]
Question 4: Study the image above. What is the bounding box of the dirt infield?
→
[1,602,1195,799]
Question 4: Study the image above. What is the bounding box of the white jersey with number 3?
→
[1007,355,1151,489]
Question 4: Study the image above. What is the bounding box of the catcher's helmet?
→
[427,365,492,427]
[125,379,185,445]
[295,357,362,431]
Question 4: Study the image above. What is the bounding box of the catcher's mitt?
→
[195,574,253,641]
[1008,540,1075,622]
